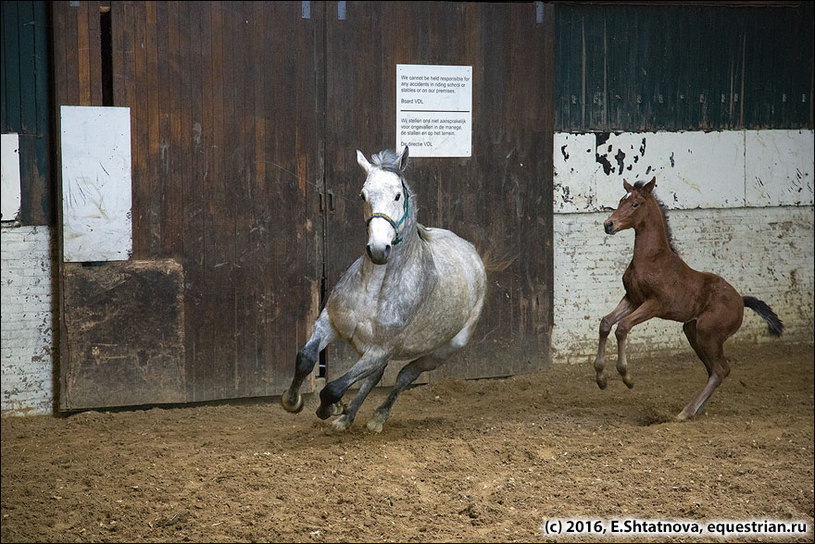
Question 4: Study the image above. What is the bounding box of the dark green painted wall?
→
[1,0,51,225]
[555,3,814,132]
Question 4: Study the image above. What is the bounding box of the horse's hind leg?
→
[281,309,337,413]
[595,297,634,389]
[317,348,390,420]
[367,355,442,433]
[331,367,385,432]
[676,321,731,421]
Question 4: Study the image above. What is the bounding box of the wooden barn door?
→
[54,2,325,409]
[322,2,554,383]
[54,1,553,410]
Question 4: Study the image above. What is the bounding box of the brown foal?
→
[595,178,783,421]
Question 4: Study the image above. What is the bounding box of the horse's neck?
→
[633,200,672,259]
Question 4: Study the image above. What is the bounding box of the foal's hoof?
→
[596,376,608,390]
[280,391,303,413]
[623,377,634,389]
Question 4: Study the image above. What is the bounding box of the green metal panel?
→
[1,0,52,225]
[555,4,814,132]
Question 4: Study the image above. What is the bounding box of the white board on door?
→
[60,106,133,262]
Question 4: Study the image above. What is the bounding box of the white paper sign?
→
[1,133,21,221]
[61,106,133,262]
[396,64,472,158]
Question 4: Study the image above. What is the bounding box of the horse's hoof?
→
[675,412,691,422]
[280,391,303,413]
[315,404,332,420]
[329,402,347,416]
[596,376,607,390]
[331,415,352,432]
[366,412,386,433]
[623,378,634,389]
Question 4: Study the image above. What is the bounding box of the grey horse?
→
[280,146,487,432]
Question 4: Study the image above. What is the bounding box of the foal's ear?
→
[643,177,657,194]
[397,145,410,172]
[623,179,634,193]
[356,150,373,174]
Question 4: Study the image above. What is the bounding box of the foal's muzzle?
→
[604,221,615,234]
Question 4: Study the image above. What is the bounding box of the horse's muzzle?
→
[604,221,615,234]
[366,243,391,265]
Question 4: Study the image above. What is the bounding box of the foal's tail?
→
[743,296,784,337]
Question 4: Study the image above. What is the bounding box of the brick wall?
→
[552,207,814,364]
[552,129,814,364]
[1,226,54,416]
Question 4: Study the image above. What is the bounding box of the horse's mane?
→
[369,148,413,195]
[633,181,678,254]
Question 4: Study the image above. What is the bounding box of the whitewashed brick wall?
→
[552,129,815,364]
[1,226,54,416]
[553,208,814,363]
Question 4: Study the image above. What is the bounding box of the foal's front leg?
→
[613,300,660,388]
[316,348,390,422]
[280,310,337,413]
[595,297,634,389]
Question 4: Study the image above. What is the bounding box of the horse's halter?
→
[366,176,410,245]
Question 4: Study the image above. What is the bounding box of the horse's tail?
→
[479,245,518,274]
[743,296,784,337]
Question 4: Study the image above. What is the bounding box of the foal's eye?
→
[359,192,365,201]
[632,202,639,208]
[394,193,401,202]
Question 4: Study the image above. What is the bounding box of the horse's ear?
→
[643,177,656,194]
[623,179,634,193]
[356,150,372,174]
[397,145,409,172]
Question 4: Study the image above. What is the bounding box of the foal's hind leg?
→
[367,355,442,433]
[281,310,337,413]
[595,297,634,389]
[676,319,731,421]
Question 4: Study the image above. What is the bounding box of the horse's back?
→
[420,225,486,301]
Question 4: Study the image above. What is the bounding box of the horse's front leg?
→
[330,366,385,432]
[613,299,660,388]
[280,310,337,413]
[316,348,390,421]
[595,297,634,389]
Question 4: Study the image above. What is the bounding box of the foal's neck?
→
[633,198,673,258]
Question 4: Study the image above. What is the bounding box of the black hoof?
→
[315,404,332,420]
[280,391,304,413]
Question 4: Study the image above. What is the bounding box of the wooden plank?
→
[3,2,22,130]
[62,260,186,410]
[130,1,149,257]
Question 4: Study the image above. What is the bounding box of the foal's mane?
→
[633,180,678,254]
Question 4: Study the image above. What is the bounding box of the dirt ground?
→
[2,342,813,543]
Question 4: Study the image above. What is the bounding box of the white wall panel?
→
[60,106,133,262]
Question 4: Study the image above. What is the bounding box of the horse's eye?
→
[394,193,401,202]
[359,192,365,201]
[632,202,639,208]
